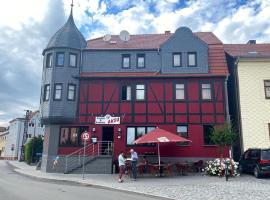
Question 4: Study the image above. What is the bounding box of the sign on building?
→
[95,114,120,124]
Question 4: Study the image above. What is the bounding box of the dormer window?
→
[69,53,77,67]
[56,53,64,66]
[46,53,52,68]
[122,54,130,68]
[173,53,181,67]
[137,54,145,68]
[188,52,197,67]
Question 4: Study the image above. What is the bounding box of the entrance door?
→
[102,127,114,155]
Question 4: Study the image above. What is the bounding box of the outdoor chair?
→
[193,160,204,172]
[163,163,174,176]
[148,164,159,176]
[136,163,145,176]
[175,163,189,175]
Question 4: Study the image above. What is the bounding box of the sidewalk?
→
[6,161,270,200]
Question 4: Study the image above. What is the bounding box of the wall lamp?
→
[117,128,122,139]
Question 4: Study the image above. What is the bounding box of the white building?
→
[27,111,44,138]
[5,118,25,160]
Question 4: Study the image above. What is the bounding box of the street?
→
[0,161,161,200]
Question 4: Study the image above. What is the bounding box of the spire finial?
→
[70,0,74,15]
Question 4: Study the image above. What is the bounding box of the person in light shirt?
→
[130,149,138,180]
[118,151,126,183]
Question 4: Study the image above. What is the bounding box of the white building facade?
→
[4,118,25,160]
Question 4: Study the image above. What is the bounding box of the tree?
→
[210,122,236,176]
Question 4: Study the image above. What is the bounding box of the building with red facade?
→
[40,8,229,173]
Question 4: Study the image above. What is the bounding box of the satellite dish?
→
[103,34,111,42]
[119,30,130,42]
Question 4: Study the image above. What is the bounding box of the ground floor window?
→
[203,125,214,145]
[59,126,88,146]
[176,125,189,145]
[126,126,155,145]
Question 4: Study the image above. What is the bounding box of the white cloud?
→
[1,0,270,126]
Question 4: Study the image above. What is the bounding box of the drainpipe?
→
[234,57,244,154]
[224,75,230,122]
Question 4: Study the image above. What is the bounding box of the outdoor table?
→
[154,164,167,177]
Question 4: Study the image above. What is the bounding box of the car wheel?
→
[239,165,244,175]
[254,167,261,178]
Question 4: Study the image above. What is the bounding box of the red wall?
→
[59,77,229,158]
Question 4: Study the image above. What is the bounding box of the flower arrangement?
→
[204,158,239,177]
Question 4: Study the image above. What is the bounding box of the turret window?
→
[46,53,52,68]
[68,84,76,101]
[69,53,77,67]
[56,53,65,66]
[54,83,62,100]
[43,84,50,101]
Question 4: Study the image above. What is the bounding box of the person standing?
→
[130,149,138,180]
[118,151,125,183]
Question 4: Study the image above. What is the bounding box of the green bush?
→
[24,140,33,165]
[24,136,43,165]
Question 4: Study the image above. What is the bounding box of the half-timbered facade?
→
[40,8,229,173]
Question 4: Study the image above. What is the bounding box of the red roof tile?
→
[224,44,270,57]
[86,32,222,50]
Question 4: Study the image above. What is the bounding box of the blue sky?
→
[0,0,270,126]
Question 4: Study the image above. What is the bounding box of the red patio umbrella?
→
[133,127,191,167]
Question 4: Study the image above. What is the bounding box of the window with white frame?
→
[175,84,185,100]
[46,53,52,68]
[173,53,181,67]
[56,53,64,66]
[188,52,197,67]
[54,84,62,100]
[136,84,145,100]
[121,85,131,101]
[137,54,145,68]
[122,54,130,68]
[43,84,50,101]
[69,53,77,67]
[126,126,156,145]
[67,84,76,101]
[201,83,212,100]
[176,125,189,145]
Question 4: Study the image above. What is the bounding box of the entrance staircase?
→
[64,141,113,174]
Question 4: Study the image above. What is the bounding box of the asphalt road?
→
[0,161,160,200]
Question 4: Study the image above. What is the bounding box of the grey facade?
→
[82,27,209,74]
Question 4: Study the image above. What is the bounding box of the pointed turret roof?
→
[45,6,86,51]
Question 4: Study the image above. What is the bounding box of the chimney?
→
[247,40,256,44]
[165,31,171,35]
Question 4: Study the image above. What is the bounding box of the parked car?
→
[239,148,270,178]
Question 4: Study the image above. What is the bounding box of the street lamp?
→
[19,109,31,161]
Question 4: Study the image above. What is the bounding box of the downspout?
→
[224,75,230,122]
[234,57,244,154]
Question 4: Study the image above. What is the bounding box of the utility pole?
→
[19,110,31,161]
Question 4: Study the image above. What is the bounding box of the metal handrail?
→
[64,141,113,174]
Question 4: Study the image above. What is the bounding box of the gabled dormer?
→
[160,27,209,74]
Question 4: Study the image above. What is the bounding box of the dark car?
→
[239,148,270,178]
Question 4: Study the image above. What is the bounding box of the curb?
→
[7,161,173,200]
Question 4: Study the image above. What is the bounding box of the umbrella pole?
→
[158,142,160,172]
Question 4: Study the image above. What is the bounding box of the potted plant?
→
[210,121,236,176]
